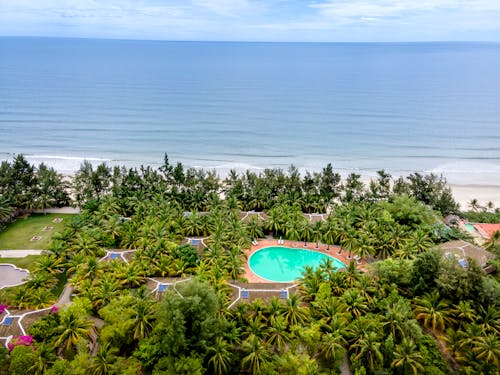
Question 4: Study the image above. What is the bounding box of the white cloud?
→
[310,0,500,19]
[0,0,499,40]
[191,0,254,17]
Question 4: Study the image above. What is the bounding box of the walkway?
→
[0,250,45,258]
[32,207,81,214]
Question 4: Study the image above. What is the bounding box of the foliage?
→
[2,154,497,374]
[460,210,500,224]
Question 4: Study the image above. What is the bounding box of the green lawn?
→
[0,255,40,271]
[0,214,75,250]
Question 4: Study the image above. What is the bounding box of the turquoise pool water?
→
[464,224,476,233]
[249,246,346,282]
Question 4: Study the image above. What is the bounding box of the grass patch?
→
[0,255,41,271]
[0,213,75,250]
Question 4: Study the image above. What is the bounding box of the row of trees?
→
[0,155,69,224]
[71,154,459,215]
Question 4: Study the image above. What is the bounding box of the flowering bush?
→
[8,335,34,352]
[0,304,8,314]
[51,305,59,314]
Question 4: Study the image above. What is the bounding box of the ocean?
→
[1,37,500,185]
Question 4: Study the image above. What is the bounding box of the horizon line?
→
[1,35,499,44]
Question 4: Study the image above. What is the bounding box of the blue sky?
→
[1,0,500,41]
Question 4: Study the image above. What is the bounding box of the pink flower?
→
[0,305,8,314]
[51,305,59,313]
[7,335,34,352]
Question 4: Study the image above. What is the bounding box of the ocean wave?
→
[428,161,500,185]
[25,155,111,162]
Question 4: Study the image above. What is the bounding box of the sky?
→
[1,0,500,42]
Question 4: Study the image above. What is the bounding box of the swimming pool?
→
[248,246,346,282]
[464,224,477,233]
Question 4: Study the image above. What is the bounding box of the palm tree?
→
[224,250,245,280]
[117,263,146,288]
[299,266,324,300]
[265,205,285,237]
[54,308,93,355]
[351,331,384,372]
[322,216,336,251]
[320,331,347,365]
[391,338,424,375]
[27,341,57,375]
[245,215,264,241]
[382,299,413,340]
[300,222,314,246]
[476,305,500,335]
[33,254,63,276]
[406,229,433,254]
[312,297,350,327]
[92,274,121,311]
[452,300,476,327]
[312,221,323,248]
[242,316,267,342]
[207,336,232,375]
[266,315,291,352]
[29,288,56,309]
[90,342,118,375]
[132,298,156,339]
[468,198,480,211]
[70,232,102,257]
[351,232,374,261]
[340,229,357,259]
[471,334,500,367]
[12,285,33,309]
[394,243,417,260]
[342,289,369,318]
[241,336,272,375]
[72,257,103,285]
[413,291,454,331]
[185,211,204,237]
[342,260,362,287]
[0,196,14,223]
[282,294,308,326]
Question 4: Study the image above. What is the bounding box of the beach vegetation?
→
[0,155,498,374]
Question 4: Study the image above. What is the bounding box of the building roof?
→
[472,223,500,239]
[439,240,495,267]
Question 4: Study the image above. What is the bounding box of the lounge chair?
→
[158,284,168,292]
[242,290,249,299]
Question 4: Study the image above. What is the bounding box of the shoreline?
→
[449,184,500,211]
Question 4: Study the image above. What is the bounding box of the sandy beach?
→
[450,184,500,211]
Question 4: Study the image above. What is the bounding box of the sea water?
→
[1,38,499,184]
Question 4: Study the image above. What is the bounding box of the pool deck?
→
[243,239,365,283]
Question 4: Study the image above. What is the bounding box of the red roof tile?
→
[473,223,500,239]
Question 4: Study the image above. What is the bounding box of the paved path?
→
[340,358,352,375]
[0,250,45,258]
[32,207,81,214]
[56,284,74,307]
